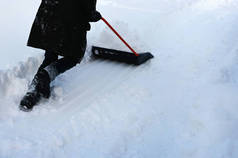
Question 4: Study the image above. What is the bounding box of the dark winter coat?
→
[27,0,97,59]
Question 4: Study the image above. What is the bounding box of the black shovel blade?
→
[92,46,154,65]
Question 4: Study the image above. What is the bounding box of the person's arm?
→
[84,0,102,22]
[87,0,97,13]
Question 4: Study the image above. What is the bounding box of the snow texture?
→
[0,0,238,157]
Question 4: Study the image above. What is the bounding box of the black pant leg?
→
[38,50,58,71]
[53,57,79,74]
[44,56,79,81]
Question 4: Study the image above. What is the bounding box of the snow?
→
[0,0,42,70]
[0,0,238,157]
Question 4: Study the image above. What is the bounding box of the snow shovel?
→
[92,17,154,65]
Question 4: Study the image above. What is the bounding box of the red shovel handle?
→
[101,17,139,56]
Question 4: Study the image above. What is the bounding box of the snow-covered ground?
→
[1,0,238,157]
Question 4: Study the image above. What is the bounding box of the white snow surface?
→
[1,0,238,157]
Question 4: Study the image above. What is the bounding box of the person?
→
[19,0,102,111]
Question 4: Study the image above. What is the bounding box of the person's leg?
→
[29,50,58,98]
[20,28,87,111]
[44,56,79,81]
[19,51,58,111]
[19,56,79,111]
[29,50,58,95]
[38,50,58,71]
[20,68,51,111]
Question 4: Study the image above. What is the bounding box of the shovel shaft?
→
[101,17,139,56]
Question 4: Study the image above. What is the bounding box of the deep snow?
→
[0,0,238,157]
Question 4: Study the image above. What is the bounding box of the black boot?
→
[19,69,51,112]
